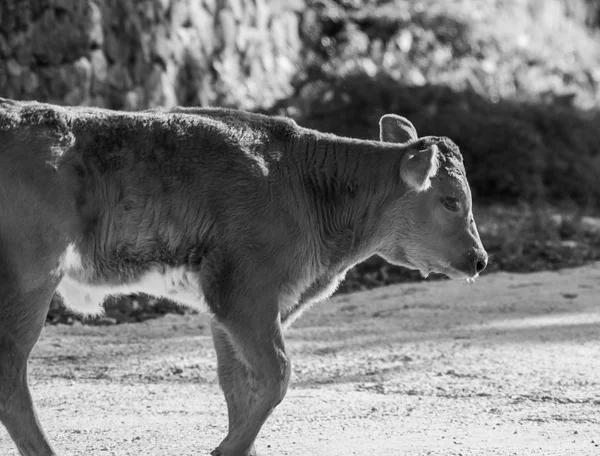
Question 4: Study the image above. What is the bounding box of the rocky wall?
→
[0,0,305,110]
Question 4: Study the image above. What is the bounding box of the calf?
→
[0,98,487,456]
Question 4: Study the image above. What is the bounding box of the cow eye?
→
[441,196,460,212]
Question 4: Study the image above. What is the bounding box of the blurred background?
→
[1,0,599,323]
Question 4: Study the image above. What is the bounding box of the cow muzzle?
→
[455,248,488,279]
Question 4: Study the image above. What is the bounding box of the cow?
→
[0,98,487,456]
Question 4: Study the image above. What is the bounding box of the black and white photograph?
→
[0,0,599,455]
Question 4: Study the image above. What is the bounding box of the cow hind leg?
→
[0,284,58,456]
[210,304,290,456]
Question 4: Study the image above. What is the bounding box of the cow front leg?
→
[210,305,290,456]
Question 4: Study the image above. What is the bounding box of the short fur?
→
[0,98,486,456]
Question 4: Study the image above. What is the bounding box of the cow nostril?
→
[475,259,486,274]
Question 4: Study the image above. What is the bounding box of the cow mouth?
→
[448,268,479,282]
[411,258,479,282]
[426,262,479,282]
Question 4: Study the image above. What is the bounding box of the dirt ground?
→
[1,263,599,456]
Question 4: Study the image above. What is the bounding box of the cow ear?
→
[379,114,418,143]
[401,145,439,192]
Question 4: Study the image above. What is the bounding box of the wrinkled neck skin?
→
[286,131,413,273]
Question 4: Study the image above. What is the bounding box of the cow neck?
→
[289,130,407,266]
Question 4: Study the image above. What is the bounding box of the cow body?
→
[1,100,395,320]
[0,98,487,456]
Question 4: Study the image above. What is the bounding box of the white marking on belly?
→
[55,244,207,316]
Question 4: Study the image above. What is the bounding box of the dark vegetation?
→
[47,0,600,324]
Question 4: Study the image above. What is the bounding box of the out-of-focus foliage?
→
[269,0,600,206]
[300,0,600,108]
[0,0,303,110]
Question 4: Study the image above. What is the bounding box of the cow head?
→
[376,114,488,281]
